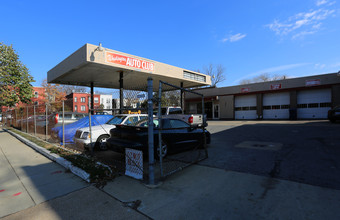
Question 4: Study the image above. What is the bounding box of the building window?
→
[81,105,86,111]
[75,105,78,112]
[320,102,331,108]
[94,97,99,103]
[74,97,77,102]
[308,103,319,108]
[297,104,308,108]
[107,99,110,104]
[183,71,206,82]
[34,92,38,98]
[81,97,86,103]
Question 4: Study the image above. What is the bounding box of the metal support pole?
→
[119,72,124,114]
[202,96,208,158]
[158,81,163,177]
[180,82,184,111]
[26,106,28,133]
[147,77,155,185]
[45,104,48,141]
[62,101,65,147]
[91,82,94,115]
[34,105,36,136]
[89,100,93,156]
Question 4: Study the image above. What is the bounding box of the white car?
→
[74,114,148,150]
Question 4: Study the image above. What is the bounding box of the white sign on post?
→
[125,148,143,180]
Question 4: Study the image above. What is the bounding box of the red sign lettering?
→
[271,84,281,90]
[305,79,320,86]
[241,88,249,93]
[106,52,155,72]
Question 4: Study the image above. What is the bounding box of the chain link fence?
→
[156,81,208,179]
[1,81,207,183]
[2,87,149,177]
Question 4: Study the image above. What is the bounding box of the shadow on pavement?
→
[203,120,340,190]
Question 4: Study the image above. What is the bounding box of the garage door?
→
[297,89,331,119]
[263,92,290,119]
[235,95,257,119]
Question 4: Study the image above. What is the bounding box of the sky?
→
[1,0,340,89]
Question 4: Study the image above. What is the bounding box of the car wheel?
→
[330,119,336,123]
[95,135,109,151]
[157,141,168,159]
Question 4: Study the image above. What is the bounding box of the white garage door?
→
[235,95,257,119]
[263,92,290,119]
[297,89,331,119]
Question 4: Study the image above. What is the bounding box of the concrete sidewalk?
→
[2,186,148,220]
[0,128,148,219]
[104,165,340,219]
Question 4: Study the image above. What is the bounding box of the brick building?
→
[1,87,46,113]
[65,92,101,113]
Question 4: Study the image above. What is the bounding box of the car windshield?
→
[168,108,182,114]
[132,118,161,128]
[106,116,126,125]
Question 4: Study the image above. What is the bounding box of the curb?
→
[5,128,91,183]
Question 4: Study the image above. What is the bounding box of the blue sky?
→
[1,0,340,88]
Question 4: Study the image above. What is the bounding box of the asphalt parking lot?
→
[203,120,340,190]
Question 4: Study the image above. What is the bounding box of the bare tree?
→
[199,64,226,87]
[239,73,289,85]
[60,85,89,95]
[254,73,270,82]
[272,74,288,81]
[239,79,253,85]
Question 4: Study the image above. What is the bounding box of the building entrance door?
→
[213,104,219,119]
[205,102,213,119]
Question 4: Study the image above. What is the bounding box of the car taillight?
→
[55,113,59,124]
[188,116,193,124]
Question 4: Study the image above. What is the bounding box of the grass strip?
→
[7,127,115,183]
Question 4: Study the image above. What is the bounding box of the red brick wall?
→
[67,93,100,113]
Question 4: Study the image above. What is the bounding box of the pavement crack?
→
[269,145,295,178]
[260,178,279,199]
[269,160,281,178]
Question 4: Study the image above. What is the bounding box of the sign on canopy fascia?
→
[106,52,155,73]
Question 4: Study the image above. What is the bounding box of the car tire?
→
[156,141,168,159]
[95,135,110,151]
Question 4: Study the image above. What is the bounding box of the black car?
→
[328,106,340,123]
[106,118,210,158]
